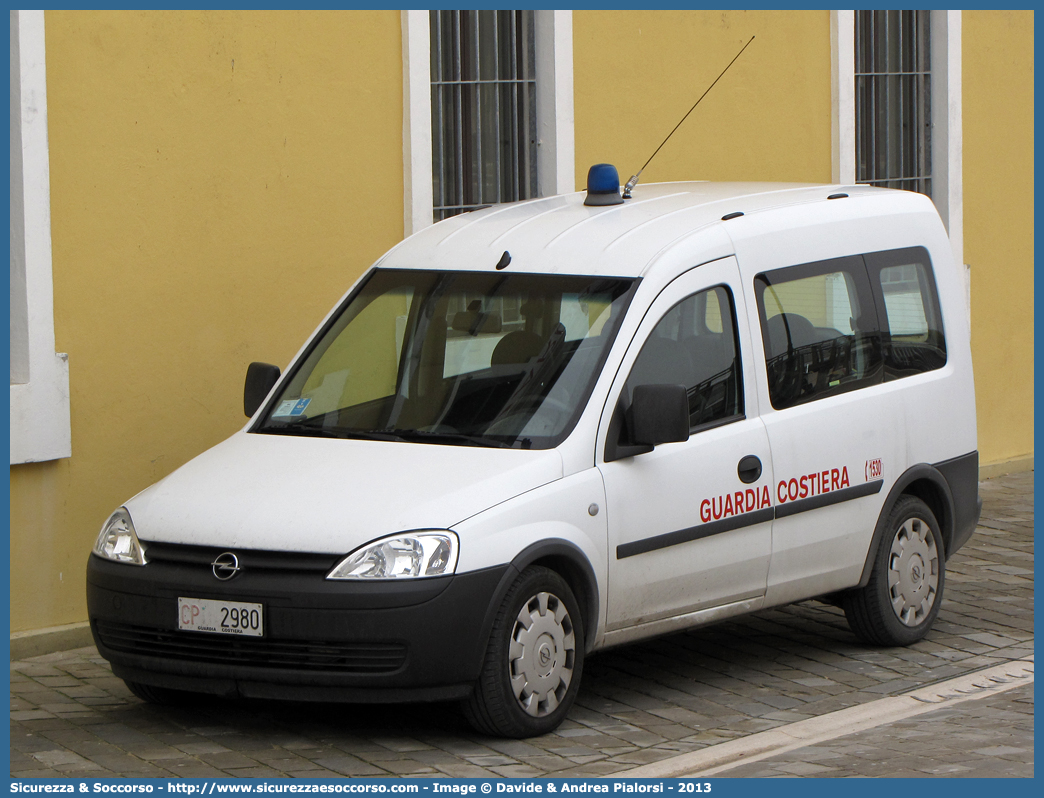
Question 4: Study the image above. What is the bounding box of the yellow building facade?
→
[963,11,1035,474]
[9,10,1033,640]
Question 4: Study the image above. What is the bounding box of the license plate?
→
[178,597,263,637]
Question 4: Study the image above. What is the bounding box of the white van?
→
[87,167,979,738]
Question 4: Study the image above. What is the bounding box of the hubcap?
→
[509,591,576,717]
[887,517,939,626]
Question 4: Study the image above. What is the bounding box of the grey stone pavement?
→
[712,681,1033,777]
[11,471,1033,779]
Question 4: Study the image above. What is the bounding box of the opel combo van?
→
[88,168,979,738]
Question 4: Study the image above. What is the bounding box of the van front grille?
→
[141,542,339,574]
[94,621,407,674]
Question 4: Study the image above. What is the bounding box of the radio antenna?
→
[622,35,755,199]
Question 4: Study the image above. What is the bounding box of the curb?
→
[10,621,94,660]
[619,657,1035,778]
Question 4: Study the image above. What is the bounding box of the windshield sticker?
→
[273,398,311,417]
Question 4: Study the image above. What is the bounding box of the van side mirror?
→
[244,362,281,418]
[630,384,690,446]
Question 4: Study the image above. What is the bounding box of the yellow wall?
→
[10,10,404,632]
[573,10,833,187]
[963,11,1034,468]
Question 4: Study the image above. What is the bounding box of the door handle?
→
[738,455,762,484]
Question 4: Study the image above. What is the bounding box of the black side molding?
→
[618,508,773,560]
[617,480,883,560]
[775,480,883,519]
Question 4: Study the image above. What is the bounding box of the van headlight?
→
[327,531,458,580]
[92,508,148,566]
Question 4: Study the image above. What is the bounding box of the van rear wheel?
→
[463,566,584,738]
[844,496,945,646]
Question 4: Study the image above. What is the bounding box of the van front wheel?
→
[463,566,584,738]
[844,496,945,646]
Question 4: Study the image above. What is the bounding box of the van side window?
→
[755,257,883,410]
[625,285,744,430]
[864,247,947,378]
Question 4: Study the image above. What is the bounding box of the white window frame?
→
[833,9,964,272]
[401,9,574,237]
[10,10,71,464]
[929,10,963,271]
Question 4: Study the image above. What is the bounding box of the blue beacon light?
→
[584,163,625,206]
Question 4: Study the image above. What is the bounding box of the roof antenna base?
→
[622,174,640,200]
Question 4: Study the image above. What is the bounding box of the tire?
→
[463,566,584,738]
[124,680,196,705]
[844,496,945,646]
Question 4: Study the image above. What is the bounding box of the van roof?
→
[378,181,930,279]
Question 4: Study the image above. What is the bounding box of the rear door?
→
[748,255,901,606]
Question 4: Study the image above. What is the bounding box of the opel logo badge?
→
[211,552,241,581]
[538,644,553,668]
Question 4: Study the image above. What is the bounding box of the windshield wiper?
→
[258,420,507,447]
[258,421,408,442]
[257,423,342,439]
[382,429,511,448]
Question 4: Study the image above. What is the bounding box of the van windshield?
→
[255,269,637,449]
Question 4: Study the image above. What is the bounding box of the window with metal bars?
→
[855,10,932,197]
[430,10,537,221]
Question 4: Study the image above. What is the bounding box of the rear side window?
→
[864,247,947,378]
[755,256,883,410]
[625,285,743,430]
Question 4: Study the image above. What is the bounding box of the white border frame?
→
[10,10,71,464]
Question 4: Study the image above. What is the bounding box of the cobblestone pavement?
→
[11,472,1033,779]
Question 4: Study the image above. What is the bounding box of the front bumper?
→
[87,544,510,703]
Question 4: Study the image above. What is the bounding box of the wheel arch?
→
[856,463,956,589]
[474,539,600,665]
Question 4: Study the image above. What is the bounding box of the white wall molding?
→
[931,10,964,271]
[402,10,433,238]
[10,10,71,465]
[535,10,575,197]
[830,10,855,185]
